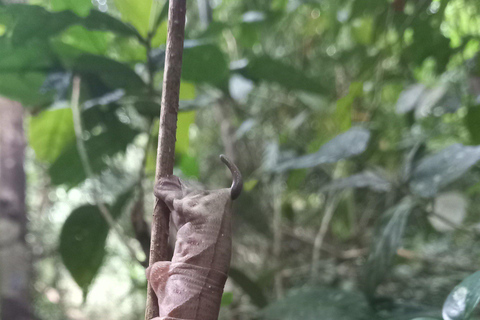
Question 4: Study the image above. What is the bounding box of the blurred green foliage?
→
[2,0,480,319]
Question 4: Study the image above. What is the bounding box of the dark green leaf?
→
[274,127,371,172]
[3,4,140,45]
[442,271,480,320]
[465,105,480,145]
[410,144,480,198]
[229,267,268,308]
[59,205,108,292]
[362,197,415,298]
[59,190,133,293]
[261,287,377,320]
[73,54,146,94]
[49,119,139,187]
[182,42,229,85]
[238,55,328,95]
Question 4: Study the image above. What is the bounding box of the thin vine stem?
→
[70,76,143,267]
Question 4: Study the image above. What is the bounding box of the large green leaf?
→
[59,190,133,292]
[442,271,480,320]
[175,110,195,155]
[29,107,75,163]
[51,0,93,17]
[238,55,328,95]
[0,38,54,105]
[410,144,480,198]
[72,54,146,93]
[113,0,166,40]
[182,42,229,85]
[2,4,140,45]
[362,197,415,298]
[49,120,139,187]
[261,287,377,320]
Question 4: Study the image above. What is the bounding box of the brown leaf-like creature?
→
[147,155,242,320]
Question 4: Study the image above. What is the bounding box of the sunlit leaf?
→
[243,179,259,192]
[410,144,480,198]
[179,81,196,101]
[443,271,480,320]
[113,0,165,38]
[29,107,75,163]
[175,111,195,155]
[178,154,199,178]
[362,197,415,298]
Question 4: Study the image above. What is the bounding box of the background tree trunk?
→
[0,97,33,320]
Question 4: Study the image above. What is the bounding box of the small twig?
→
[70,76,143,267]
[311,192,340,279]
[272,176,284,299]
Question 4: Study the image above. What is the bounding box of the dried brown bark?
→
[0,98,33,320]
[145,0,187,319]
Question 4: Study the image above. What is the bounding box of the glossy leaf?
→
[410,144,480,198]
[274,127,371,172]
[113,0,166,40]
[363,197,415,298]
[29,107,75,163]
[442,271,480,320]
[238,55,328,95]
[261,287,376,320]
[59,190,132,292]
[396,84,426,114]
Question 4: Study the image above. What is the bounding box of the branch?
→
[70,76,143,267]
[145,1,187,319]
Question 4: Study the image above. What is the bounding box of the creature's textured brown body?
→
[147,176,233,320]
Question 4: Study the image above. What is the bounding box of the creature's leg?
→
[146,261,171,311]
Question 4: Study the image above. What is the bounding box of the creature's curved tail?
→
[219,155,243,200]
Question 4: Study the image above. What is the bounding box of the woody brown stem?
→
[145,1,187,319]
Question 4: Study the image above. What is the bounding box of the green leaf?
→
[49,120,138,187]
[261,287,376,320]
[362,197,415,298]
[3,4,140,45]
[238,55,328,95]
[175,111,195,155]
[59,190,133,293]
[29,107,75,163]
[73,54,146,93]
[178,154,199,178]
[442,271,480,320]
[336,82,363,130]
[59,25,110,55]
[274,127,371,172]
[410,144,480,198]
[243,179,259,192]
[221,292,233,307]
[0,38,54,105]
[51,0,93,17]
[113,0,165,38]
[182,42,229,85]
[465,105,480,145]
[229,267,268,308]
[59,205,109,292]
[351,17,374,45]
